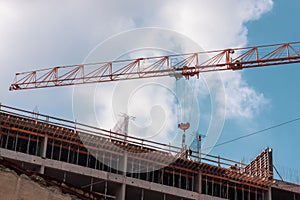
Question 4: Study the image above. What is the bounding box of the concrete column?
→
[116,152,128,200]
[39,133,48,174]
[141,188,144,200]
[267,188,272,200]
[197,170,202,200]
[195,170,202,193]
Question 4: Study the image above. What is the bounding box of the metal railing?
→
[0,103,273,179]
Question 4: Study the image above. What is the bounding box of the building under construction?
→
[0,104,299,200]
[3,42,300,199]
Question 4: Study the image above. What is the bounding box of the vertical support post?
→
[105,181,108,199]
[95,151,98,169]
[86,152,90,167]
[248,186,250,200]
[109,153,112,172]
[72,147,75,164]
[267,187,272,200]
[26,135,30,154]
[102,153,105,171]
[116,156,119,173]
[90,177,93,192]
[255,188,257,200]
[140,188,144,200]
[58,142,62,161]
[162,169,164,185]
[14,133,19,151]
[235,184,237,200]
[220,181,222,197]
[146,163,149,181]
[172,168,175,187]
[39,133,48,174]
[116,151,127,200]
[131,159,134,178]
[212,178,214,196]
[138,160,141,179]
[152,166,155,183]
[4,131,9,149]
[205,176,208,194]
[227,182,229,199]
[0,130,3,148]
[197,171,202,199]
[118,177,126,199]
[179,170,182,189]
[191,173,194,192]
[67,145,70,163]
[35,136,39,156]
[242,184,244,200]
[42,134,48,158]
[63,171,66,182]
[76,146,80,165]
[51,140,54,159]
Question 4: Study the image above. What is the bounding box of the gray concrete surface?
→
[0,168,72,200]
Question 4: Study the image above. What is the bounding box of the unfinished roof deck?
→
[0,104,277,199]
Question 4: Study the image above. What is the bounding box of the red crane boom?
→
[9,42,300,91]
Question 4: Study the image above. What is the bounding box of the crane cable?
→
[175,78,198,128]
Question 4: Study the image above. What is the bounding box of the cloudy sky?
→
[1,0,300,183]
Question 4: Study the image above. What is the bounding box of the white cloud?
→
[72,32,202,148]
[0,0,273,147]
[152,0,273,49]
[149,0,272,121]
[221,71,269,119]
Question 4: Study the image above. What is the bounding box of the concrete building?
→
[0,104,299,200]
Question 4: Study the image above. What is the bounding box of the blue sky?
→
[0,0,299,183]
[248,0,300,181]
[214,0,300,183]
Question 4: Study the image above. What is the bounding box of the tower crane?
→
[9,42,300,91]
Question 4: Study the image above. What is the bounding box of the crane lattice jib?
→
[9,42,300,91]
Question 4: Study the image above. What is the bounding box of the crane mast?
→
[9,42,300,91]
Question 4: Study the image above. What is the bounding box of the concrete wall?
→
[198,194,228,200]
[0,168,73,200]
[0,148,229,200]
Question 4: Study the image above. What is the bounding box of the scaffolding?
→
[0,104,275,200]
